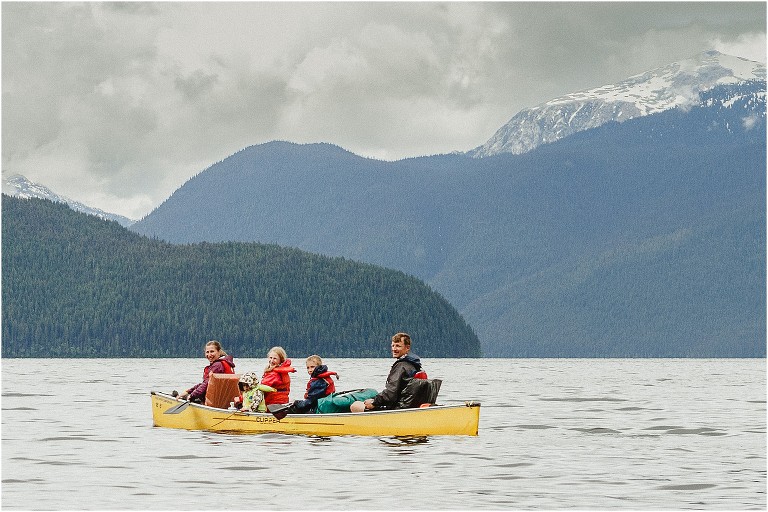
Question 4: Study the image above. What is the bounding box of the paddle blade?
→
[267,403,291,420]
[164,401,190,414]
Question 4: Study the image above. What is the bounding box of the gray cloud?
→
[2,2,765,218]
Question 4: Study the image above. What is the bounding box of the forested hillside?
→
[2,196,480,358]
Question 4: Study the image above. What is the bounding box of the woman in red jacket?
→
[260,346,296,405]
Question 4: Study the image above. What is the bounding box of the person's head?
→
[204,340,225,363]
[391,332,411,359]
[306,355,322,375]
[238,371,258,392]
[266,346,287,370]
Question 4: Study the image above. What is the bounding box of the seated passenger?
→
[178,340,235,403]
[260,346,296,405]
[291,355,339,414]
[362,332,425,411]
[234,372,268,412]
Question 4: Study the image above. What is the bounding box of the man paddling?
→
[362,332,425,411]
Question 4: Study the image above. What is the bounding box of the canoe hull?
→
[151,392,479,436]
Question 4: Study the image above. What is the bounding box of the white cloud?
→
[2,2,765,219]
[711,33,767,64]
[742,114,759,131]
[288,37,371,95]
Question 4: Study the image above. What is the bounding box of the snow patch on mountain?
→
[2,173,135,227]
[469,50,766,157]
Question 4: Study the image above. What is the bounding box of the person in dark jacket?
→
[291,355,339,413]
[179,340,235,403]
[363,332,424,411]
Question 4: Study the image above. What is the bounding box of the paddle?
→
[164,400,190,414]
[267,403,292,420]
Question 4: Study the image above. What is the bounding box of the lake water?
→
[2,358,765,510]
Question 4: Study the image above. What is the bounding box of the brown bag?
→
[204,373,242,409]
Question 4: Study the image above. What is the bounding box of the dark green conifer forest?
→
[2,196,480,358]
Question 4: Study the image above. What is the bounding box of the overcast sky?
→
[2,2,765,219]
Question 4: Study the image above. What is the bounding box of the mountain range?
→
[469,50,766,157]
[130,74,766,357]
[6,51,765,357]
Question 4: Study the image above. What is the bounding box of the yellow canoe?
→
[151,391,480,436]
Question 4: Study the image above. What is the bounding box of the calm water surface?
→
[2,358,765,510]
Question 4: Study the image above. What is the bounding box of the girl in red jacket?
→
[260,346,296,405]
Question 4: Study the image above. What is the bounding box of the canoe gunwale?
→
[151,391,479,417]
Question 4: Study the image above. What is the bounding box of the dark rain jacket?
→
[371,353,423,409]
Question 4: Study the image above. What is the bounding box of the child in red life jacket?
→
[290,355,339,414]
[260,346,296,405]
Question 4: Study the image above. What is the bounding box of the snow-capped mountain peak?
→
[470,50,766,157]
[2,173,135,227]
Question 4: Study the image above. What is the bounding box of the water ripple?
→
[158,454,222,460]
[570,427,623,434]
[540,397,628,402]
[657,483,718,491]
[664,428,725,435]
[219,465,269,471]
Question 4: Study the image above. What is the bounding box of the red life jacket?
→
[262,359,296,405]
[202,357,235,380]
[220,359,234,374]
[304,371,338,399]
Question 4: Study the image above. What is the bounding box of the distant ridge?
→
[1,173,135,227]
[469,50,766,157]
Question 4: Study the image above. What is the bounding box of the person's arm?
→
[179,384,197,400]
[188,361,226,400]
[260,371,280,389]
[187,381,205,401]
[369,363,408,409]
